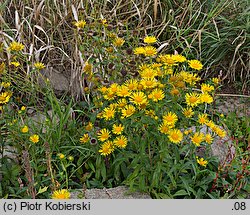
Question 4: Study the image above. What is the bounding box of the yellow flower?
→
[99,140,114,156]
[116,98,127,109]
[182,107,194,118]
[172,54,186,63]
[8,41,24,51]
[196,157,208,167]
[51,189,70,199]
[143,46,157,57]
[102,107,115,120]
[170,88,180,96]
[191,132,204,146]
[121,104,136,118]
[1,82,11,88]
[21,125,29,133]
[200,93,213,104]
[212,77,220,85]
[114,135,128,148]
[130,91,147,106]
[80,133,90,143]
[10,61,20,67]
[0,92,11,104]
[84,62,93,73]
[117,85,131,97]
[198,113,208,125]
[74,20,86,28]
[113,37,125,47]
[140,78,158,89]
[188,59,203,70]
[134,47,145,55]
[21,106,26,111]
[157,54,176,66]
[185,92,201,107]
[112,124,124,135]
[29,134,39,143]
[201,83,214,93]
[85,122,93,131]
[204,133,213,144]
[124,79,138,90]
[34,62,45,70]
[100,19,107,25]
[97,128,111,142]
[168,129,183,144]
[58,153,65,159]
[143,36,157,44]
[140,68,157,79]
[163,112,178,126]
[158,123,171,134]
[214,127,226,138]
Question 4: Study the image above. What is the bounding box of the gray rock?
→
[70,186,151,199]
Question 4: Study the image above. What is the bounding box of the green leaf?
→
[37,186,48,195]
[173,189,188,197]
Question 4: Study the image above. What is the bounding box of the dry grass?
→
[1,0,249,98]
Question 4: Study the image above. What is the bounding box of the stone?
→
[70,186,151,199]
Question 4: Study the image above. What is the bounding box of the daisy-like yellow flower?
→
[10,61,20,67]
[168,129,183,144]
[134,47,145,55]
[102,107,115,120]
[140,78,158,89]
[21,125,29,133]
[198,113,208,125]
[185,92,201,107]
[109,83,119,93]
[201,83,214,93]
[157,54,176,66]
[170,88,180,96]
[8,41,24,52]
[0,92,11,104]
[158,123,171,134]
[85,122,93,131]
[113,37,125,47]
[140,68,157,79]
[205,120,216,129]
[212,77,220,85]
[100,19,107,26]
[74,20,86,28]
[143,36,157,44]
[196,157,208,167]
[163,112,178,126]
[172,54,187,63]
[188,59,203,70]
[182,107,194,118]
[84,62,93,73]
[112,124,124,135]
[121,104,136,118]
[130,91,147,106]
[34,62,45,70]
[191,132,204,146]
[114,135,128,148]
[99,140,114,156]
[103,89,116,100]
[204,133,213,144]
[148,88,165,102]
[214,126,226,138]
[124,79,138,91]
[29,134,39,143]
[1,82,11,88]
[97,128,111,142]
[51,189,70,199]
[80,133,90,143]
[116,98,127,109]
[200,93,213,104]
[143,46,157,57]
[21,106,26,111]
[117,85,131,97]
